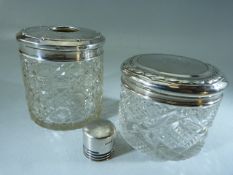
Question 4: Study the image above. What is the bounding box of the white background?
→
[0,0,233,175]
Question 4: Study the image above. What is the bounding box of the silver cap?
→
[121,54,228,106]
[16,26,105,61]
[82,119,116,161]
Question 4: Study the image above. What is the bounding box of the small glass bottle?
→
[119,54,228,160]
[16,26,105,130]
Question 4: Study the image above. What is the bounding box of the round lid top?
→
[83,120,116,139]
[16,26,105,51]
[121,54,228,106]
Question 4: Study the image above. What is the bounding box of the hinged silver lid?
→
[121,54,228,106]
[16,26,105,61]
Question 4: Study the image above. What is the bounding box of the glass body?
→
[20,54,103,130]
[119,86,220,160]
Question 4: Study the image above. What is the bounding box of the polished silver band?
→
[121,75,223,107]
[83,145,112,161]
[18,45,104,62]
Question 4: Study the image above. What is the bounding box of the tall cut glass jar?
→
[119,54,228,160]
[16,26,105,130]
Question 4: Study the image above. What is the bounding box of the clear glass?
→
[20,54,103,130]
[119,86,220,160]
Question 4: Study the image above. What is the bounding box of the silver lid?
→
[82,119,116,161]
[121,54,228,106]
[16,26,105,61]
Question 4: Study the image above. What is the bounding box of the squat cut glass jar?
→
[119,54,228,160]
[16,26,105,130]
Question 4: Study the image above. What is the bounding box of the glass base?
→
[119,86,220,160]
[121,131,204,161]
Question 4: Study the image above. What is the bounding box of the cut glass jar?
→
[119,54,228,160]
[16,26,105,130]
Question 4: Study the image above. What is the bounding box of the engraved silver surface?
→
[16,26,105,52]
[20,54,103,130]
[121,54,227,106]
[119,86,220,160]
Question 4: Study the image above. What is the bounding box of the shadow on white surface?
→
[102,97,119,119]
[113,132,134,158]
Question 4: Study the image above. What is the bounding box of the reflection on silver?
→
[121,54,227,106]
[83,119,116,161]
